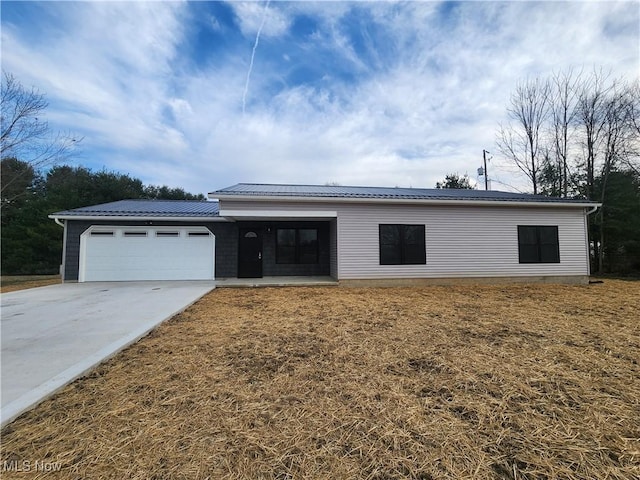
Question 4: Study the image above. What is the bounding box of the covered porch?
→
[219,208,338,281]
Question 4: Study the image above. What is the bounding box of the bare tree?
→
[622,80,640,175]
[549,69,582,197]
[575,69,612,200]
[1,72,80,197]
[537,145,561,196]
[574,74,640,272]
[595,82,634,271]
[497,77,551,194]
[629,80,640,136]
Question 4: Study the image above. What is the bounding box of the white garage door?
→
[79,226,215,282]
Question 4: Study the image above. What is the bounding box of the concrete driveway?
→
[1,281,215,427]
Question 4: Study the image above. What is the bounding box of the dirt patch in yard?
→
[2,280,639,479]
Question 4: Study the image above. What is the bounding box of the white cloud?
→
[2,2,191,166]
[167,98,194,120]
[209,14,222,32]
[156,0,640,192]
[231,1,291,38]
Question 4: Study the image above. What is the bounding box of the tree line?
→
[496,69,639,274]
[1,158,206,275]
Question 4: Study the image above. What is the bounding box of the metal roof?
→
[50,185,599,220]
[210,183,595,204]
[51,200,220,218]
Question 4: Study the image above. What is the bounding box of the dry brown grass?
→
[0,275,61,293]
[1,280,639,479]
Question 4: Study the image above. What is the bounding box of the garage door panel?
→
[80,227,215,282]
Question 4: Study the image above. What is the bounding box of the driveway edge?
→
[1,285,214,428]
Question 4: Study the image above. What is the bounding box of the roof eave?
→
[48,214,228,222]
[209,193,601,208]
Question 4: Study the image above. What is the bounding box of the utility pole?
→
[482,149,490,190]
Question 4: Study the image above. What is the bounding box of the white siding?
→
[217,199,590,280]
[336,204,589,279]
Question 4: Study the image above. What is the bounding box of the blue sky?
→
[2,1,638,196]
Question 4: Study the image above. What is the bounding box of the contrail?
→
[242,0,270,115]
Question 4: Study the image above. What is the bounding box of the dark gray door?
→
[238,228,263,278]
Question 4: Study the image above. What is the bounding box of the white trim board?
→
[219,209,338,219]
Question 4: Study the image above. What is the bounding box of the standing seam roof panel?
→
[210,183,595,204]
[52,200,220,217]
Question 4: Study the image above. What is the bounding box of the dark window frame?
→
[517,225,560,264]
[379,224,426,265]
[276,228,319,264]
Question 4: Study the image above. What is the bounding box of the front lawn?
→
[0,275,61,293]
[2,281,639,479]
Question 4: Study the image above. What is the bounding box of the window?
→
[188,232,210,237]
[518,226,560,263]
[298,229,318,264]
[379,224,426,265]
[90,231,114,236]
[156,231,180,237]
[277,229,296,263]
[276,228,318,264]
[124,231,147,237]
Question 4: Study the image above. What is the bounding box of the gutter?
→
[209,194,601,209]
[586,205,601,215]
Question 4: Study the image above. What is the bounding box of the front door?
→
[238,228,263,278]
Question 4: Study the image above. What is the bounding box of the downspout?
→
[53,217,67,281]
[584,205,601,278]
